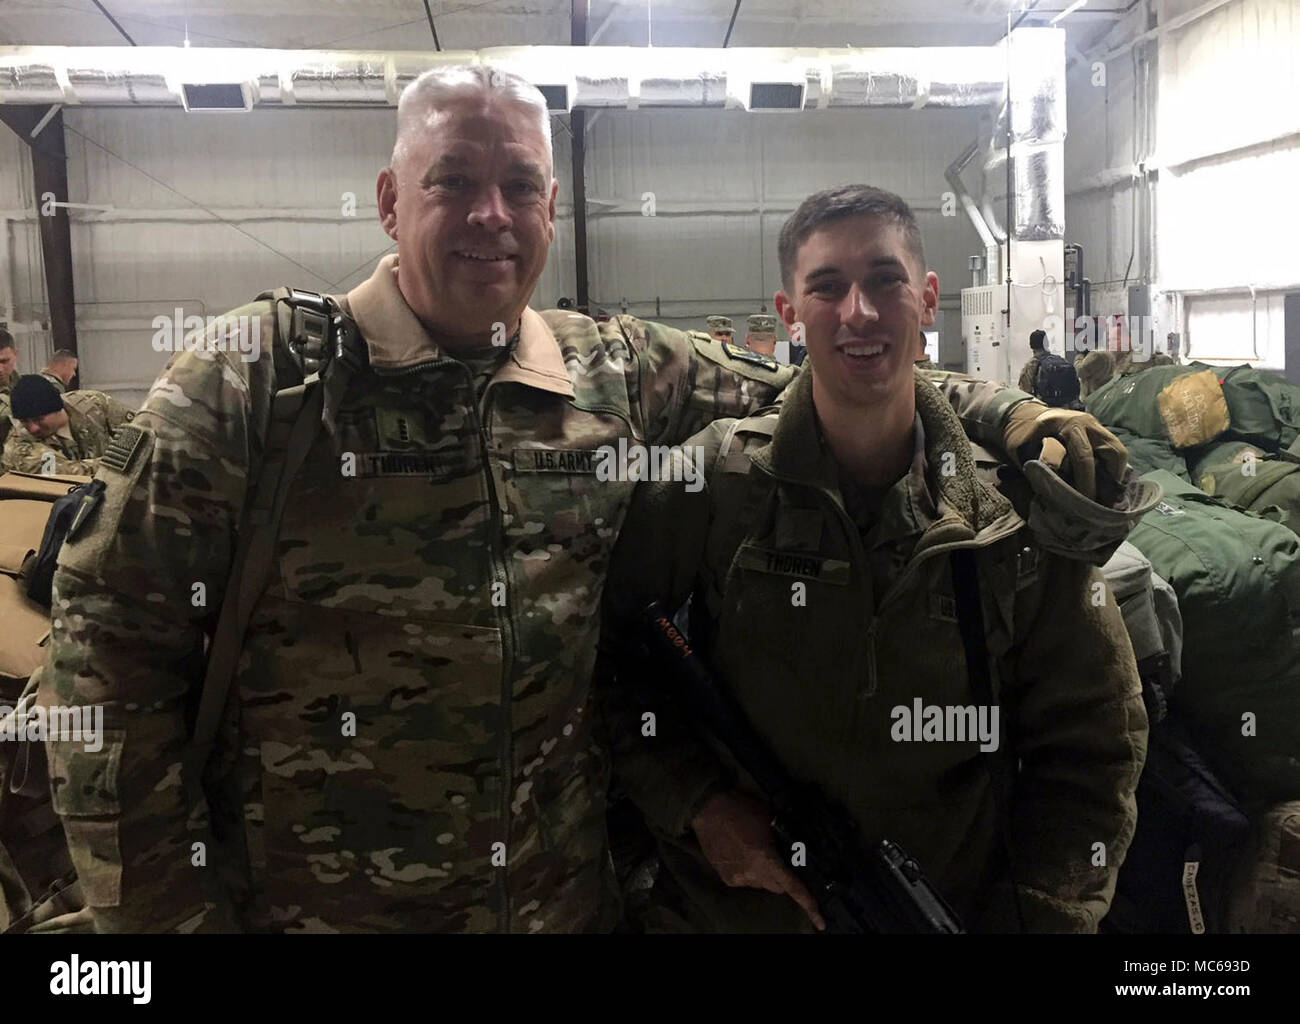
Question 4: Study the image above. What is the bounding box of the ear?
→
[775,290,797,331]
[920,271,940,327]
[377,167,399,240]
[546,178,558,243]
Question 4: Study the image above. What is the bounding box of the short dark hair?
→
[49,349,78,365]
[778,184,926,291]
[0,326,14,350]
[1029,329,1047,350]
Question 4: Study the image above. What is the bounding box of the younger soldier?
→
[602,185,1154,933]
[2,374,134,476]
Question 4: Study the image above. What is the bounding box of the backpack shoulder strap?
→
[183,289,367,797]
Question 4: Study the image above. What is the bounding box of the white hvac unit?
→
[962,285,1005,382]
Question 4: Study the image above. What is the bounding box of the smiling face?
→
[775,213,938,411]
[377,94,557,348]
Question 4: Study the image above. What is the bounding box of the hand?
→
[1004,403,1129,504]
[691,790,826,931]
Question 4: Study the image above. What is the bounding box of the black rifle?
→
[639,601,963,934]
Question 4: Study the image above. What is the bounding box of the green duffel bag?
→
[1218,365,1300,451]
[1112,427,1192,482]
[1188,441,1300,536]
[1086,362,1231,449]
[1129,470,1300,804]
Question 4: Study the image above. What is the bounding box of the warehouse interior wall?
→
[1064,0,1298,370]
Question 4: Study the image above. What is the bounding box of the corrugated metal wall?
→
[0,99,984,404]
[1064,0,1300,369]
[1158,0,1299,367]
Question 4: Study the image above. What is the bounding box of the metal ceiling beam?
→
[571,1,590,314]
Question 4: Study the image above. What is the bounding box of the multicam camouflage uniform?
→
[43,255,1071,934]
[40,371,68,394]
[744,314,779,357]
[1018,351,1045,396]
[0,368,18,448]
[1,389,135,476]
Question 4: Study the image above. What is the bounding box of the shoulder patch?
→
[689,333,792,384]
[100,425,148,474]
[722,341,779,371]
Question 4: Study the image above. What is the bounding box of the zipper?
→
[377,355,517,933]
[467,368,516,935]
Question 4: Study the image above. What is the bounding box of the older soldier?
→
[45,69,1129,935]
[0,327,18,447]
[602,185,1154,933]
[1,375,134,476]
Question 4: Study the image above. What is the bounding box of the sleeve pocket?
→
[49,729,125,817]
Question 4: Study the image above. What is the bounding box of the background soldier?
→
[0,327,18,448]
[744,313,779,356]
[1018,329,1048,395]
[1,374,134,476]
[40,350,80,394]
[705,315,734,344]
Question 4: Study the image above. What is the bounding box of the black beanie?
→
[10,374,64,421]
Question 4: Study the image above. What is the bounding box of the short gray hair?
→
[390,65,553,172]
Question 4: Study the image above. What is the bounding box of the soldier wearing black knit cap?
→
[1,374,135,476]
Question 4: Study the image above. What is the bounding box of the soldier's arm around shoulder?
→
[616,316,796,445]
[981,550,1149,933]
[598,419,735,838]
[45,304,278,932]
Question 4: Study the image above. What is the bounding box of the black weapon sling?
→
[950,547,1027,932]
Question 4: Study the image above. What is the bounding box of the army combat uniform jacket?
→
[602,367,1151,932]
[1,367,19,448]
[1,389,135,477]
[44,256,1061,933]
[1017,352,1044,396]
